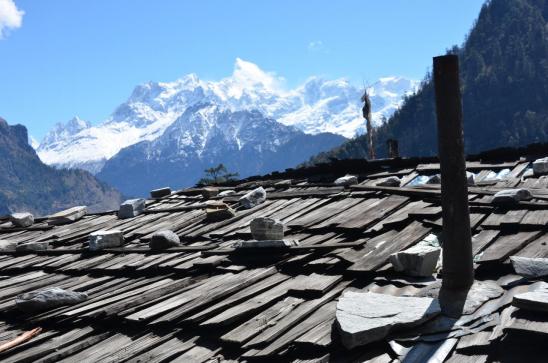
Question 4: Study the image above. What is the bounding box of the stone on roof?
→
[239,187,266,209]
[118,198,146,219]
[88,230,124,251]
[10,212,34,227]
[47,205,87,225]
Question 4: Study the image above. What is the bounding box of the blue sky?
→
[0,0,485,139]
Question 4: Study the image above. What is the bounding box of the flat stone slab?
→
[88,230,124,251]
[149,230,181,250]
[492,188,532,205]
[390,244,441,277]
[376,176,401,187]
[513,291,548,313]
[118,198,146,219]
[47,206,87,225]
[336,291,441,349]
[16,287,88,312]
[510,256,548,278]
[334,175,358,186]
[234,239,299,249]
[250,217,284,241]
[10,212,34,227]
[150,187,171,199]
[413,280,504,316]
[239,187,266,209]
[15,241,49,252]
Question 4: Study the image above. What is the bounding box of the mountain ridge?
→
[36,59,418,174]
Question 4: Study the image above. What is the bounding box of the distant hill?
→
[308,0,548,163]
[0,118,123,216]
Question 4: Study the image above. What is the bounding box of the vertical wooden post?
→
[387,139,399,158]
[433,55,474,290]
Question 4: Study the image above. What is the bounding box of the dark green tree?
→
[198,163,239,185]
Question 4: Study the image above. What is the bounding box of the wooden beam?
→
[434,54,474,290]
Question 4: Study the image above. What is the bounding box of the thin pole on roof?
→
[433,55,474,293]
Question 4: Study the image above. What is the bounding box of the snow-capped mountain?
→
[37,59,417,175]
[97,105,345,196]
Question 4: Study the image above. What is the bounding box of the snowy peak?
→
[37,59,418,174]
[40,116,91,146]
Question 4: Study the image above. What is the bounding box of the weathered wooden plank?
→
[471,229,500,256]
[513,233,548,258]
[478,231,543,263]
[348,221,431,272]
[221,296,304,344]
[185,273,291,324]
[521,210,548,227]
[124,336,197,363]
[1,327,95,363]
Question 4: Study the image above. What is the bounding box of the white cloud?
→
[308,40,327,53]
[0,0,24,39]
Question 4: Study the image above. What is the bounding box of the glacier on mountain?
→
[36,58,418,174]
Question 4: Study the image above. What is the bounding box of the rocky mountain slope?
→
[0,118,123,216]
[97,105,345,196]
[36,59,417,175]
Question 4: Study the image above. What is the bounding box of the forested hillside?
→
[0,118,123,216]
[309,0,547,162]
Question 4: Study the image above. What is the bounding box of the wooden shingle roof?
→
[0,145,547,362]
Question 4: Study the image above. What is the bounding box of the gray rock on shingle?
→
[426,174,441,184]
[218,190,235,197]
[206,207,236,222]
[250,217,284,241]
[390,244,441,277]
[239,187,266,209]
[376,176,401,187]
[492,188,533,205]
[149,230,181,250]
[0,240,16,252]
[10,212,34,227]
[150,187,171,199]
[88,230,124,251]
[466,171,476,186]
[47,206,87,225]
[532,157,548,176]
[334,175,358,186]
[16,287,88,312]
[510,256,548,278]
[201,187,219,199]
[336,291,441,349]
[118,198,146,219]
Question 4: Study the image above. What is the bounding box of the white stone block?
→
[118,198,146,219]
[89,230,124,251]
[239,187,266,209]
[334,175,358,186]
[390,244,441,277]
[10,212,34,227]
[533,157,548,176]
